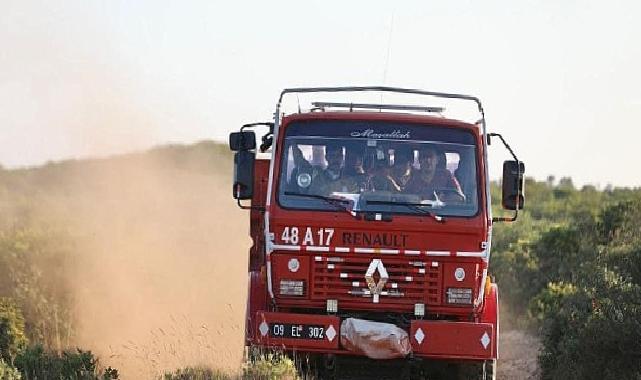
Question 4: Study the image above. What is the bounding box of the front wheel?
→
[456,359,496,380]
[483,359,496,380]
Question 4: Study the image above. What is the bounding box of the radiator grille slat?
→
[311,256,442,306]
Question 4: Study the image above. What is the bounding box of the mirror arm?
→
[241,122,274,132]
[242,122,275,153]
[492,211,517,223]
[488,133,519,162]
[489,133,521,223]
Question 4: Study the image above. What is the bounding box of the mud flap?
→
[340,318,412,359]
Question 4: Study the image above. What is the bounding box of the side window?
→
[453,149,477,202]
[284,142,322,192]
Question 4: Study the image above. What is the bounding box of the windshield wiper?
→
[362,200,446,222]
[284,191,359,218]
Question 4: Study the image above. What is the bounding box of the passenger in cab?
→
[390,147,414,192]
[404,146,464,201]
[367,148,399,192]
[344,145,368,191]
[309,144,358,195]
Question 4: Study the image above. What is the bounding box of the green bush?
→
[0,227,75,350]
[490,183,641,378]
[0,298,27,365]
[0,359,21,380]
[162,366,234,380]
[243,352,298,380]
[530,198,641,379]
[14,345,118,380]
[528,282,577,323]
[161,352,300,380]
[538,273,641,380]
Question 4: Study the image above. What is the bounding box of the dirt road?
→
[498,330,541,380]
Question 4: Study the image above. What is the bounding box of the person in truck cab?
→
[287,144,314,193]
[344,145,368,191]
[390,147,414,192]
[367,147,401,192]
[309,144,358,195]
[404,146,464,201]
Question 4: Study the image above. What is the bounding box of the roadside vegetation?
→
[1,143,640,379]
[490,177,641,380]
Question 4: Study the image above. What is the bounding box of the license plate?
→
[269,323,326,340]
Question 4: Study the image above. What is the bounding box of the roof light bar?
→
[311,101,445,113]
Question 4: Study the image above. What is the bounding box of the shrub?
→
[15,345,118,380]
[0,299,27,365]
[539,271,641,380]
[0,227,75,350]
[0,359,21,380]
[243,352,298,380]
[162,366,233,380]
[528,282,577,323]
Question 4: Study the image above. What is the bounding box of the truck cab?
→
[230,87,524,379]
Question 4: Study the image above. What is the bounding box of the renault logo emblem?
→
[365,259,389,303]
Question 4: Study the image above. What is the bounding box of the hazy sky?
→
[1,0,640,187]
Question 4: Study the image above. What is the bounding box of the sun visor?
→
[340,318,411,359]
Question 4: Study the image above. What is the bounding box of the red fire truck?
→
[229,87,524,379]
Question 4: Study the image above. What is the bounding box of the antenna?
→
[296,94,301,113]
[381,11,395,105]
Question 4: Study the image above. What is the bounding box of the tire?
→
[455,359,496,380]
[293,353,318,380]
[292,353,339,380]
[483,359,497,380]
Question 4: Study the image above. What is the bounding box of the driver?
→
[404,146,464,201]
[309,143,358,195]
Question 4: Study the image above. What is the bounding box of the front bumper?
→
[253,311,496,360]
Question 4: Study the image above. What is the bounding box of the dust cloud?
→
[33,145,251,378]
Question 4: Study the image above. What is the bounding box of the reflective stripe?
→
[272,244,301,251]
[307,246,330,252]
[457,251,487,258]
[268,245,486,258]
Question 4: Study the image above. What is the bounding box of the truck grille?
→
[311,255,442,306]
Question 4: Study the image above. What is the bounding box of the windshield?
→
[277,120,479,217]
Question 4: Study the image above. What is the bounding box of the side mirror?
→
[233,150,255,199]
[229,131,256,151]
[502,160,525,210]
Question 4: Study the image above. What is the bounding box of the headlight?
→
[447,288,472,304]
[280,280,305,296]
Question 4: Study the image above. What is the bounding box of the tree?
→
[0,298,27,366]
